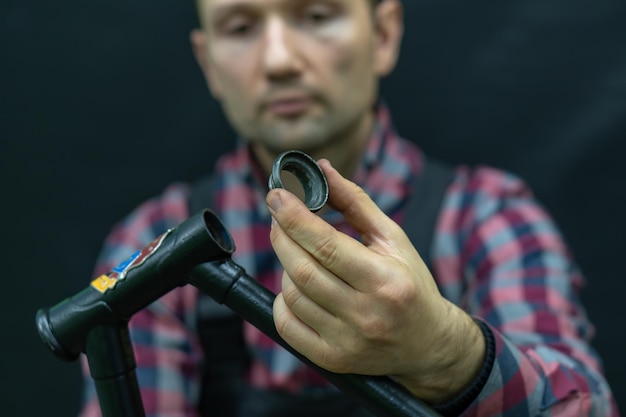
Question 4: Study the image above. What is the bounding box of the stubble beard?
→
[245,105,369,159]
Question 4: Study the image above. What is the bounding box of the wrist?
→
[395,303,486,404]
[432,319,495,416]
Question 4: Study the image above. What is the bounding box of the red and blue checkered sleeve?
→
[433,167,618,416]
[78,183,205,417]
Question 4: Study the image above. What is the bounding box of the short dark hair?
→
[194,0,383,19]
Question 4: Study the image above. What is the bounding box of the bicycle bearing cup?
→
[268,150,329,213]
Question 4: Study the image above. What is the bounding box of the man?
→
[79,0,617,415]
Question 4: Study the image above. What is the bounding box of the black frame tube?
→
[35,210,235,361]
[84,322,146,417]
[37,208,442,417]
[189,261,442,417]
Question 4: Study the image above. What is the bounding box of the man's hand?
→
[267,159,485,404]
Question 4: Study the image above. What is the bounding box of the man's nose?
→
[263,18,302,79]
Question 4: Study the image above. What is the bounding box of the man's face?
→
[193,0,400,155]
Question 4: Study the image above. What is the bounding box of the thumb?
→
[318,159,399,245]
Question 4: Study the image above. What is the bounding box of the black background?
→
[2,0,625,415]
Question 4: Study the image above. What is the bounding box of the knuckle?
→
[292,258,317,289]
[360,314,392,341]
[355,281,418,342]
[311,233,339,266]
[269,230,279,247]
[349,183,367,198]
[281,205,305,231]
[352,184,372,206]
[377,268,418,309]
[274,315,291,339]
[319,346,351,374]
[389,279,418,309]
[273,304,291,337]
[282,280,303,308]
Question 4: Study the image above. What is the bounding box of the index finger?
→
[268,188,382,291]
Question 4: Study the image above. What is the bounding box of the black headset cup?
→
[268,150,329,213]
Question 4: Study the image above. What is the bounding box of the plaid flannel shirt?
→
[79,105,617,416]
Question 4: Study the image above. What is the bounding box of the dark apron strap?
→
[403,157,456,271]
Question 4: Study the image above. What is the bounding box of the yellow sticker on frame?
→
[91,274,118,293]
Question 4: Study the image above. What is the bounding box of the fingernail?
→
[268,193,282,213]
[271,216,277,229]
[319,158,332,170]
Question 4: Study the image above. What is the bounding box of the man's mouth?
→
[265,96,314,117]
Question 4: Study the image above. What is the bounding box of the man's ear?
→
[373,0,404,77]
[190,29,222,99]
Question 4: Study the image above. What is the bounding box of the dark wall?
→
[2,0,624,415]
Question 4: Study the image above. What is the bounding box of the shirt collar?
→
[353,102,398,185]
[223,101,419,221]
[232,102,402,183]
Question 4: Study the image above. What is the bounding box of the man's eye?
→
[302,6,335,25]
[228,23,251,36]
[222,18,255,37]
[307,11,330,23]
